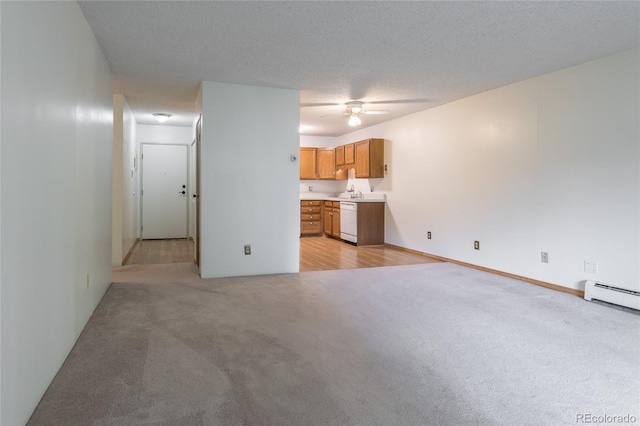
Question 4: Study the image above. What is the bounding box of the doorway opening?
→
[128,142,194,265]
[124,239,194,265]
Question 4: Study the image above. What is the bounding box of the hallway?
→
[125,239,195,265]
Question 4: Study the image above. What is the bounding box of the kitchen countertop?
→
[300,193,386,203]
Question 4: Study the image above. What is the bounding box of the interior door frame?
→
[140,142,189,240]
[195,116,202,269]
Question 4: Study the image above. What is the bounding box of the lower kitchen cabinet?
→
[300,200,322,236]
[355,202,385,246]
[323,201,341,238]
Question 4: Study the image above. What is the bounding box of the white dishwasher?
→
[340,202,357,243]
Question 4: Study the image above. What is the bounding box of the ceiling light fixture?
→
[153,113,172,123]
[346,101,363,114]
[348,114,362,126]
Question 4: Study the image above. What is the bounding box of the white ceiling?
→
[78,1,639,136]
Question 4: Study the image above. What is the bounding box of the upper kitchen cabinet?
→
[344,143,355,165]
[335,143,355,180]
[300,147,317,179]
[317,148,336,179]
[355,138,384,178]
[335,143,355,167]
[300,139,384,180]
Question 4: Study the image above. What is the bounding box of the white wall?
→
[1,2,113,425]
[0,1,3,420]
[300,135,336,148]
[138,124,193,146]
[337,49,639,292]
[199,82,299,278]
[189,140,196,239]
[112,94,138,266]
[112,96,124,265]
[122,98,138,260]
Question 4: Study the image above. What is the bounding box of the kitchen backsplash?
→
[300,168,384,196]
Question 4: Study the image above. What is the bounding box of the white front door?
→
[142,144,188,239]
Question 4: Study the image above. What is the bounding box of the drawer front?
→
[301,206,321,214]
[300,200,321,207]
[301,221,322,234]
[301,214,321,221]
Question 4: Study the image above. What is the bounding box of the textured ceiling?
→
[78,1,640,135]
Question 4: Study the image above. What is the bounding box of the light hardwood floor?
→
[300,236,441,272]
[125,236,441,270]
[125,239,194,265]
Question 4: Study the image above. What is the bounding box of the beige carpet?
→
[28,262,640,425]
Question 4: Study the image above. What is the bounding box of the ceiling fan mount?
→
[344,101,389,126]
[345,101,364,114]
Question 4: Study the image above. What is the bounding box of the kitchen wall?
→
[337,49,639,293]
[199,82,299,278]
[112,95,138,266]
[1,2,113,424]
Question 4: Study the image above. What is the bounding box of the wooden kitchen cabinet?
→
[300,148,317,180]
[335,143,356,180]
[355,139,384,178]
[317,148,336,179]
[300,200,323,236]
[356,202,385,246]
[331,203,341,238]
[323,201,341,238]
[335,145,345,166]
[335,143,355,167]
[344,143,355,165]
[301,139,384,180]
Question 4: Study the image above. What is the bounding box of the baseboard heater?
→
[584,280,640,311]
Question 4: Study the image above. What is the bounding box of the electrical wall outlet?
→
[384,164,388,174]
[584,260,598,274]
[427,232,432,240]
[541,252,549,263]
[474,241,480,250]
[244,244,251,255]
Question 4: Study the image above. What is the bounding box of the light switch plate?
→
[584,260,598,274]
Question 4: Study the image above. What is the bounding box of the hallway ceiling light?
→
[152,113,172,123]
